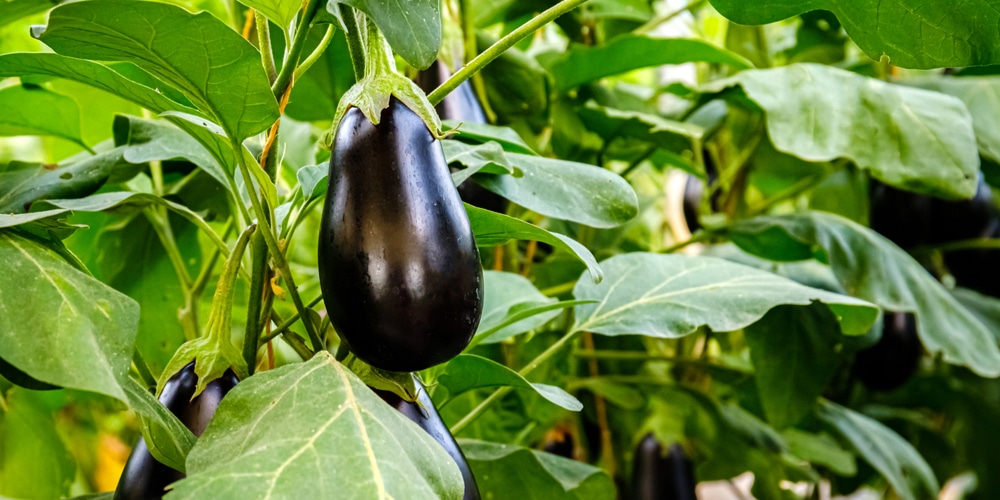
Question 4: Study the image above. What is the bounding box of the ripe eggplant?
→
[374,380,480,500]
[415,61,507,214]
[926,176,995,245]
[630,434,696,500]
[944,223,1000,297]
[868,180,933,249]
[852,312,922,392]
[114,363,238,500]
[319,98,484,372]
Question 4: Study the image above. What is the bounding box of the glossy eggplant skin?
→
[319,98,483,372]
[374,380,480,500]
[114,363,239,500]
[630,434,696,500]
[853,312,922,392]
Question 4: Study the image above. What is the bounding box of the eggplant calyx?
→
[342,352,419,403]
[327,12,444,148]
[157,225,256,399]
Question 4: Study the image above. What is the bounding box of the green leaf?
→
[571,253,878,337]
[444,120,537,155]
[576,102,703,160]
[436,355,583,412]
[113,114,229,196]
[170,352,464,499]
[238,0,301,29]
[458,439,616,499]
[475,152,639,228]
[707,63,979,199]
[0,53,199,117]
[0,0,53,28]
[707,0,1000,69]
[952,288,1000,343]
[122,376,196,472]
[0,85,86,150]
[817,401,939,500]
[476,271,559,344]
[0,231,138,402]
[727,211,1000,377]
[333,0,441,70]
[548,35,753,91]
[0,150,132,214]
[37,0,279,140]
[296,163,328,201]
[443,141,516,187]
[285,28,356,121]
[465,204,603,283]
[902,76,1000,165]
[745,304,842,429]
[782,429,856,477]
[572,378,645,410]
[0,389,75,499]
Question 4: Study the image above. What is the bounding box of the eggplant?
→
[319,98,484,372]
[374,380,480,500]
[682,148,718,234]
[868,180,933,249]
[0,356,59,391]
[852,312,922,392]
[926,176,995,245]
[944,223,1000,297]
[630,434,696,500]
[415,61,507,214]
[114,363,238,500]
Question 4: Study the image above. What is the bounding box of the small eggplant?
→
[631,434,697,500]
[114,363,238,500]
[318,98,483,372]
[374,380,480,500]
[852,312,922,392]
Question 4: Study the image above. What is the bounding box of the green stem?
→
[257,11,278,83]
[660,230,713,253]
[294,24,335,82]
[271,0,324,98]
[928,237,1000,253]
[231,139,323,352]
[539,281,577,297]
[144,209,193,290]
[452,329,581,434]
[242,232,269,375]
[258,294,325,345]
[427,0,592,105]
[572,349,682,362]
[619,145,657,178]
[340,5,366,81]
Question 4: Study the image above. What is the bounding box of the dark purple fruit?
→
[374,379,480,500]
[114,363,238,500]
[318,98,483,372]
[944,223,1000,297]
[927,176,995,244]
[868,181,934,249]
[631,434,696,500]
[853,312,922,392]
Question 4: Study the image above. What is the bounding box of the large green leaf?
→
[571,252,878,337]
[474,152,639,228]
[576,102,703,164]
[169,352,464,499]
[36,0,279,140]
[0,53,198,117]
[458,439,616,499]
[548,35,753,91]
[122,376,196,472]
[284,27,355,122]
[0,150,134,214]
[0,0,53,28]
[436,355,583,411]
[239,0,300,29]
[0,85,86,150]
[727,211,1000,377]
[745,304,842,429]
[817,401,939,500]
[466,204,602,283]
[707,0,1000,69]
[0,231,138,402]
[0,389,76,500]
[902,76,1000,166]
[707,63,979,199]
[332,0,440,70]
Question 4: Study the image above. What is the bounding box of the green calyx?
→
[157,224,256,398]
[341,352,419,403]
[327,12,444,146]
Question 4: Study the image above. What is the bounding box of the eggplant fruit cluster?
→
[114,363,238,500]
[373,379,480,500]
[630,434,697,500]
[319,98,484,372]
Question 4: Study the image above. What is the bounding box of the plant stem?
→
[427,0,592,105]
[231,139,323,352]
[257,11,278,83]
[258,294,324,345]
[572,349,682,361]
[930,237,1000,252]
[144,209,193,290]
[242,232,269,375]
[294,24,335,82]
[271,0,323,98]
[452,329,582,434]
[340,5,366,81]
[539,281,577,297]
[660,229,712,253]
